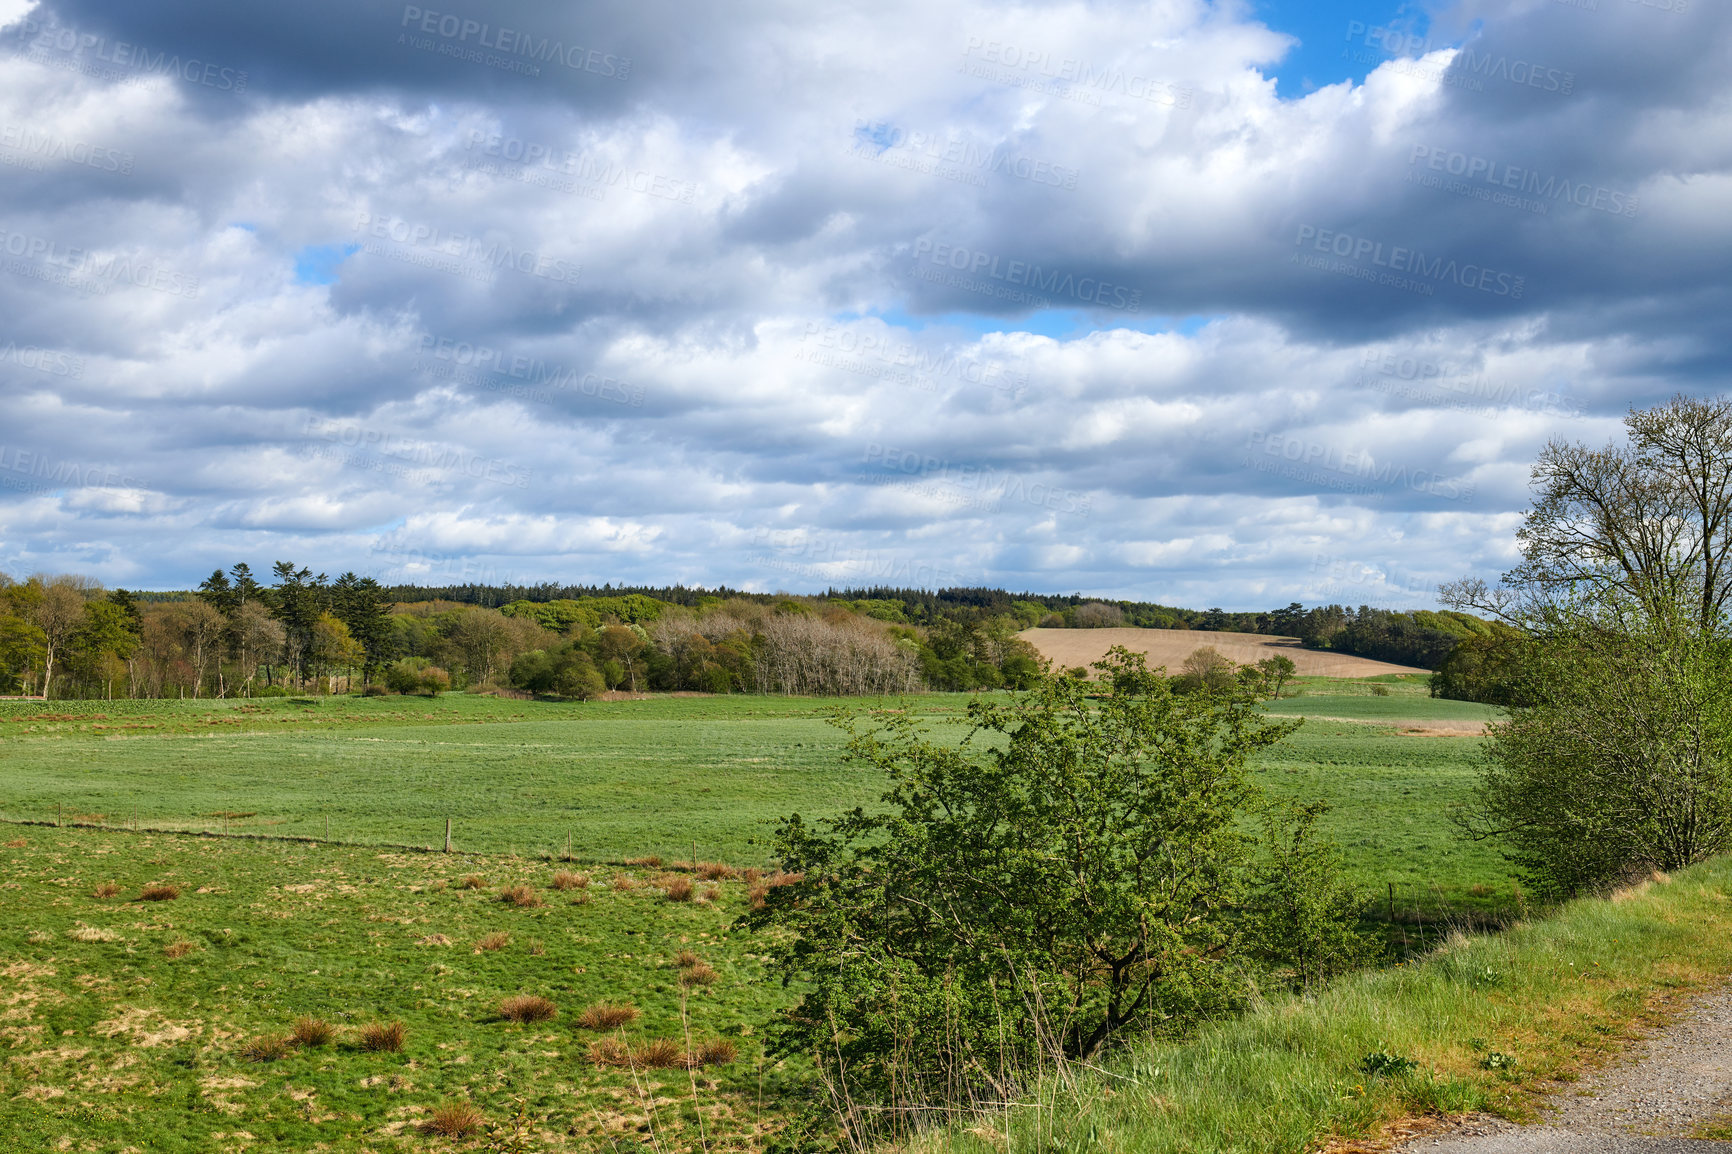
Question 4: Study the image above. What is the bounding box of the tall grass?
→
[899,859,1732,1154]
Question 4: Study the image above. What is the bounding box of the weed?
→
[550,870,589,890]
[92,882,122,899]
[242,1034,295,1062]
[474,931,511,952]
[458,875,487,890]
[1480,1050,1517,1070]
[358,1021,406,1052]
[498,883,543,908]
[423,1100,484,1137]
[680,962,720,988]
[577,1001,639,1030]
[498,994,558,1023]
[664,876,694,902]
[1360,1050,1418,1078]
[292,1016,334,1047]
[139,883,180,902]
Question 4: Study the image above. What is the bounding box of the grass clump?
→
[458,874,487,890]
[473,931,511,952]
[663,876,694,902]
[498,883,542,908]
[291,1016,334,1047]
[688,1039,739,1067]
[550,870,588,890]
[68,923,119,942]
[92,881,122,898]
[633,1038,685,1068]
[497,994,558,1023]
[357,1020,406,1052]
[138,883,179,901]
[422,1100,484,1137]
[163,939,198,958]
[577,1001,639,1030]
[679,961,719,988]
[242,1034,295,1063]
[673,949,700,968]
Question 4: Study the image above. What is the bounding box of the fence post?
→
[444,818,452,854]
[1388,881,1395,923]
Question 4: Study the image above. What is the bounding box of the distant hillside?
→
[1018,628,1429,679]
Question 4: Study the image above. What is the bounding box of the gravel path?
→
[1399,983,1732,1153]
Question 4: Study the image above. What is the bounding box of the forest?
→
[0,564,1493,700]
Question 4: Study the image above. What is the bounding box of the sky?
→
[0,0,1723,610]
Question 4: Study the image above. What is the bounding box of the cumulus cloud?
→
[0,0,1725,606]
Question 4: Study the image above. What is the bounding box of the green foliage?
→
[499,595,668,632]
[1461,602,1732,896]
[1247,803,1376,992]
[746,650,1300,1138]
[1358,1050,1418,1078]
[1430,629,1531,705]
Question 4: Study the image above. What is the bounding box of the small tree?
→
[745,649,1302,1142]
[1255,654,1297,699]
[1247,802,1376,991]
[1175,645,1236,693]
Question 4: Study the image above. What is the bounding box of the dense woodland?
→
[0,565,1496,700]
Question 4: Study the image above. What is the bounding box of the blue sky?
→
[1,0,1726,609]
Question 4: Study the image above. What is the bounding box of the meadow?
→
[0,684,1521,1149]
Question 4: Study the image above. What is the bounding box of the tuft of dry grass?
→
[697,884,720,904]
[626,855,663,868]
[3,838,26,849]
[358,1020,407,1052]
[428,879,448,893]
[423,1100,484,1138]
[634,1038,685,1068]
[577,1001,639,1030]
[163,939,198,959]
[696,861,735,880]
[498,994,558,1023]
[498,883,543,908]
[673,949,700,969]
[92,882,122,899]
[474,931,511,952]
[749,870,804,910]
[687,1039,739,1067]
[610,872,640,891]
[242,1033,295,1062]
[679,961,720,988]
[417,933,452,946]
[458,874,487,890]
[292,1016,334,1047]
[663,876,694,902]
[739,867,764,884]
[550,870,589,891]
[586,1037,632,1066]
[139,883,180,902]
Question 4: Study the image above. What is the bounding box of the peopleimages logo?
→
[398,6,630,79]
[1246,430,1475,501]
[911,239,1140,311]
[1407,145,1638,218]
[1293,225,1524,299]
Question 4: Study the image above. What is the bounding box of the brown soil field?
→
[1017,628,1430,678]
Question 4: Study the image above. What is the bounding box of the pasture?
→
[0,689,1509,906]
[0,686,1518,1148]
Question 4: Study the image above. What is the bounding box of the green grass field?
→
[0,827,784,1152]
[0,687,1527,1149]
[0,689,1511,907]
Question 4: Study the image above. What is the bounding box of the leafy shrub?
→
[1246,802,1376,992]
[358,1021,406,1052]
[577,1002,639,1030]
[498,994,558,1023]
[361,685,388,697]
[292,1016,334,1047]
